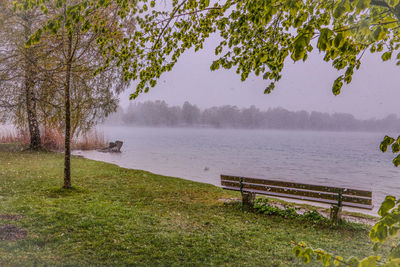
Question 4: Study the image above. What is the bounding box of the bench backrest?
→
[221,175,373,210]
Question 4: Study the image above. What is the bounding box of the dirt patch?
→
[0,214,23,220]
[0,225,27,241]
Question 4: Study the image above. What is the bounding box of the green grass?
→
[0,145,383,266]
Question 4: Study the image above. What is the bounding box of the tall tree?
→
[0,3,44,150]
[4,0,132,187]
[24,0,132,188]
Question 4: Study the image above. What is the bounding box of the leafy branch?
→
[293,196,400,266]
[380,136,400,167]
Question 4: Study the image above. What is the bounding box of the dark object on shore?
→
[98,141,123,153]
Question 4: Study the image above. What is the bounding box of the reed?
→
[0,126,107,151]
[72,129,107,150]
[0,128,29,144]
[41,127,64,150]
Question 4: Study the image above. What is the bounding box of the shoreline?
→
[72,149,380,224]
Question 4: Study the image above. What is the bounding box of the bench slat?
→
[221,180,372,205]
[222,186,373,210]
[221,175,372,197]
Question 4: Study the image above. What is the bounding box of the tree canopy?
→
[1,0,134,186]
[27,0,400,97]
[97,0,400,98]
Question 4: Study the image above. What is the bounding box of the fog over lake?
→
[75,126,400,214]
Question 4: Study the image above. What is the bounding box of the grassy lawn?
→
[0,144,381,266]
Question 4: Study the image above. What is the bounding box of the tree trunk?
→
[25,83,41,150]
[23,15,41,150]
[63,33,73,189]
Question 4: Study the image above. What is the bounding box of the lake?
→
[74,126,400,214]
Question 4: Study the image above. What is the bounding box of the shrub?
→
[300,210,329,224]
[254,198,328,223]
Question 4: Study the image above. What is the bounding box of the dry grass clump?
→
[41,127,64,150]
[72,129,107,150]
[0,128,29,144]
[0,126,107,151]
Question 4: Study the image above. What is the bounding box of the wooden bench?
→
[220,175,373,222]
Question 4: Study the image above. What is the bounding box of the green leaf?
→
[393,155,400,167]
[210,61,220,71]
[302,253,311,263]
[234,47,241,56]
[386,258,400,266]
[372,26,385,41]
[378,196,396,216]
[346,256,360,267]
[388,0,400,8]
[292,244,303,257]
[334,256,343,266]
[382,51,392,61]
[380,136,395,152]
[358,255,380,267]
[332,76,343,95]
[317,28,333,51]
[334,0,350,18]
[375,224,388,242]
[291,35,308,61]
[389,226,400,236]
[264,83,275,94]
[333,33,345,48]
[323,253,332,266]
[392,143,400,153]
[356,0,370,11]
[149,79,157,87]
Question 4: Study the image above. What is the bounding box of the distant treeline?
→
[105,100,400,132]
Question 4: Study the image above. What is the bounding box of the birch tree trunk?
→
[23,14,41,150]
[63,33,73,189]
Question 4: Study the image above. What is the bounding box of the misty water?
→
[75,126,400,214]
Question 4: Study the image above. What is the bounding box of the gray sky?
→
[119,36,400,120]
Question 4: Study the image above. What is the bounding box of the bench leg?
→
[242,192,256,208]
[330,205,342,223]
